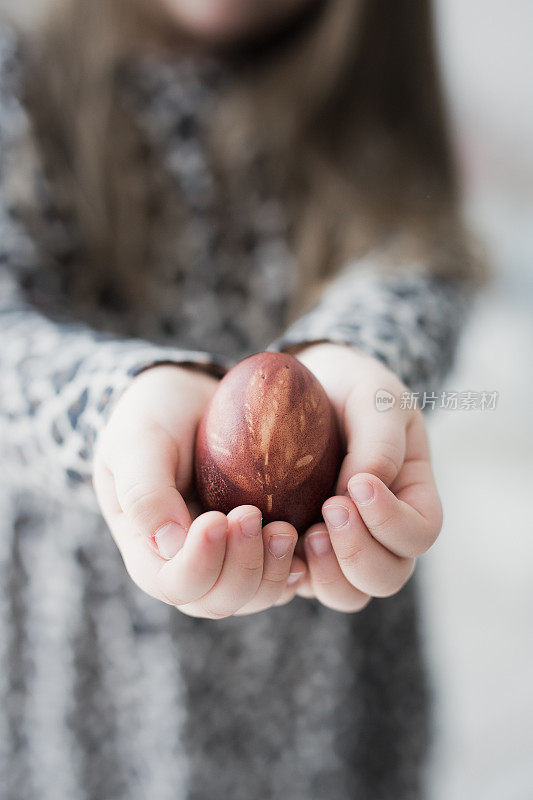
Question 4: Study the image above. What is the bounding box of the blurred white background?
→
[1,0,531,797]
[424,2,533,798]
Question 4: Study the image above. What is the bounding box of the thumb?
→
[107,422,192,557]
[336,384,408,494]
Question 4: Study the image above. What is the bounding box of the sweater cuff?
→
[6,337,233,512]
[62,338,234,467]
[93,341,232,424]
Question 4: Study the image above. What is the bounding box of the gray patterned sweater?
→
[0,23,467,800]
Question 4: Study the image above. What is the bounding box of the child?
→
[0,1,481,797]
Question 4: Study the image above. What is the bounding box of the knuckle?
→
[121,482,172,526]
[337,543,366,570]
[365,445,402,485]
[198,602,234,620]
[237,559,263,575]
[312,571,341,588]
[374,578,404,598]
[200,562,226,586]
[375,577,409,598]
[157,574,190,607]
[374,559,415,597]
[416,506,443,555]
[419,525,440,555]
[368,509,396,536]
[259,574,286,591]
[160,588,189,607]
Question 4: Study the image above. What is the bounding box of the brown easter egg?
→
[194,351,342,533]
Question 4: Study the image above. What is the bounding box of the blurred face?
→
[155,0,317,45]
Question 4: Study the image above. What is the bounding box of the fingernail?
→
[268,534,294,559]
[306,531,333,557]
[323,505,349,529]
[240,511,262,538]
[154,523,187,560]
[288,571,304,585]
[349,478,375,506]
[207,518,227,543]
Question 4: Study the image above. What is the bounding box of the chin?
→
[161,0,260,44]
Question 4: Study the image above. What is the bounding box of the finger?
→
[234,521,298,614]
[390,409,443,553]
[322,496,415,597]
[302,523,370,612]
[345,408,442,558]
[105,422,192,551]
[336,381,410,494]
[93,458,122,524]
[290,538,315,599]
[156,511,228,605]
[293,575,316,600]
[273,554,308,606]
[94,455,228,605]
[179,506,264,619]
[99,463,228,604]
[348,467,442,559]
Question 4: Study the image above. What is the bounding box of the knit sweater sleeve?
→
[268,255,473,396]
[0,28,231,510]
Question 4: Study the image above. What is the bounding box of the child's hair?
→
[21,0,485,320]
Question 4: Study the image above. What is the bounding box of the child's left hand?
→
[282,342,443,613]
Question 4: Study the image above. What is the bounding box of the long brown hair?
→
[21,0,484,321]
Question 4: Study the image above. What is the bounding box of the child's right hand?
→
[93,364,306,618]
